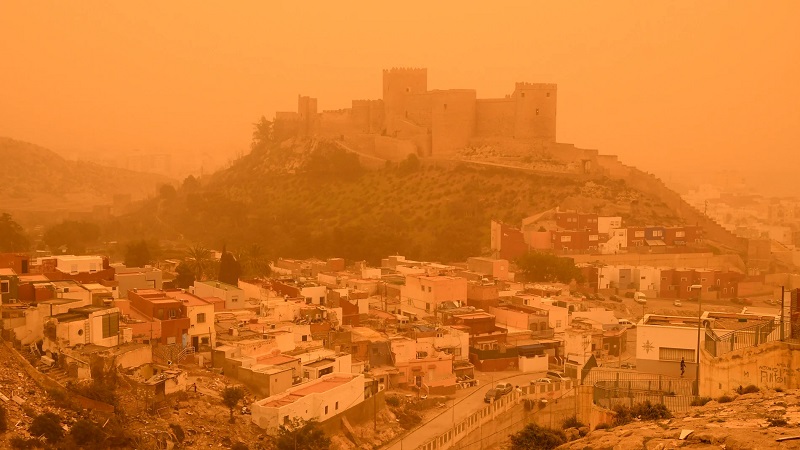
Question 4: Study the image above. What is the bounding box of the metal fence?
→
[583,368,692,395]
[593,383,693,414]
[704,319,780,357]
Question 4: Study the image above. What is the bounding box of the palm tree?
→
[185,244,214,281]
[236,243,271,279]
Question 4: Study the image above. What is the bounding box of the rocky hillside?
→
[0,137,172,213]
[108,138,684,263]
[561,389,800,449]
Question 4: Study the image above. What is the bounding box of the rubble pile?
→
[559,389,800,450]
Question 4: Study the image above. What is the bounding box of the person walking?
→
[680,357,686,377]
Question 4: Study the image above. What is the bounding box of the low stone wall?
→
[700,341,800,397]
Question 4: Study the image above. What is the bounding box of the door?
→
[192,336,199,349]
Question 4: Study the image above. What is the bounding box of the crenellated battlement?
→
[383,67,427,75]
[514,82,557,90]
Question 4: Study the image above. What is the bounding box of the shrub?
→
[385,396,401,407]
[0,404,7,433]
[509,424,566,450]
[594,423,611,430]
[394,407,422,430]
[690,397,712,407]
[768,417,788,427]
[70,419,102,446]
[612,401,671,426]
[29,412,63,443]
[169,423,186,443]
[562,416,586,430]
[717,395,734,404]
[737,385,760,395]
[9,437,38,450]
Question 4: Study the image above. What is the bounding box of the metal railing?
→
[704,319,780,357]
[593,382,693,414]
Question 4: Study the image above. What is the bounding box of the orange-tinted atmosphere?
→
[1,1,798,177]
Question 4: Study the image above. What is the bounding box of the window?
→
[231,296,239,303]
[420,286,424,291]
[659,347,695,362]
[653,230,663,237]
[521,92,525,98]
[0,281,9,294]
[335,401,339,410]
[560,236,572,243]
[169,309,177,319]
[454,348,462,356]
[680,277,687,282]
[635,231,645,238]
[301,335,308,342]
[546,92,550,97]
[156,309,164,320]
[555,320,562,328]
[676,231,685,238]
[325,406,329,414]
[319,296,325,303]
[427,287,432,293]
[201,337,209,345]
[102,313,119,339]
[197,313,206,324]
[589,235,598,241]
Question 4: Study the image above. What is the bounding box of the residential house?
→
[0,268,19,304]
[114,265,163,298]
[251,373,365,431]
[389,336,456,394]
[193,280,246,310]
[43,305,125,352]
[467,257,510,281]
[125,289,191,346]
[401,275,467,314]
[163,290,216,350]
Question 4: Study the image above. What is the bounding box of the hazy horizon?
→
[1,1,798,182]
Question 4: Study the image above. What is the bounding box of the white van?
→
[618,319,635,328]
[634,292,647,304]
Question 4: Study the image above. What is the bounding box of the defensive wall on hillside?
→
[274,68,557,158]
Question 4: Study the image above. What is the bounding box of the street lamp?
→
[691,284,703,396]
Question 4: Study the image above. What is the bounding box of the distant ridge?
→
[0,137,172,213]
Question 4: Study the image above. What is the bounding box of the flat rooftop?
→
[0,268,17,276]
[258,374,357,408]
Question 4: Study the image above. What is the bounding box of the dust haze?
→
[1,1,798,190]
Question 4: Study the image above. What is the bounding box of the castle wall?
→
[475,98,515,137]
[319,109,353,139]
[351,100,385,134]
[372,136,418,161]
[298,96,319,136]
[430,89,476,155]
[513,83,557,141]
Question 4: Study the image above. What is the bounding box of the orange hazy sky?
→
[1,1,798,176]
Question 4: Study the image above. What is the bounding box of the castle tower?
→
[382,67,428,134]
[298,95,318,136]
[512,83,557,141]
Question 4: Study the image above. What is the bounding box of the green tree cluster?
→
[515,252,583,283]
[43,220,100,254]
[0,213,29,252]
[509,423,566,450]
[124,240,153,267]
[222,386,245,423]
[276,419,330,450]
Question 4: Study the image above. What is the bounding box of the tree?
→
[173,262,196,288]
[252,116,274,149]
[185,244,214,280]
[42,220,100,254]
[276,419,330,450]
[124,240,152,267]
[218,245,241,285]
[509,424,566,450]
[0,213,29,252]
[29,412,63,443]
[221,386,245,423]
[515,252,583,284]
[236,243,271,278]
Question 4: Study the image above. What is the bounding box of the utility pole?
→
[781,286,786,341]
[691,285,702,397]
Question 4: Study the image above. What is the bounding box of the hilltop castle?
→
[273,68,558,158]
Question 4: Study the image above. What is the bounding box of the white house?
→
[600,228,627,254]
[166,290,216,350]
[401,275,467,313]
[598,217,623,234]
[44,305,127,351]
[193,280,245,310]
[53,255,104,274]
[251,373,365,431]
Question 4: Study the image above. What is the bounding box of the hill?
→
[0,137,172,213]
[107,138,684,263]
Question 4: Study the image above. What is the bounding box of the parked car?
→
[731,297,753,306]
[673,299,682,307]
[531,378,552,384]
[484,388,502,403]
[546,371,569,382]
[495,382,513,395]
[634,292,647,304]
[610,295,622,302]
[620,362,637,370]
